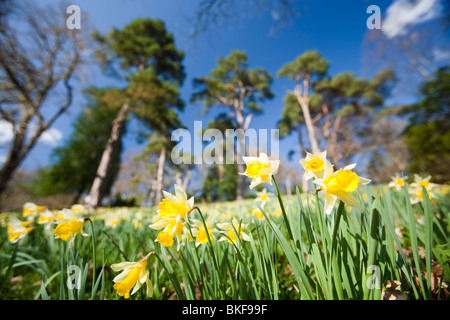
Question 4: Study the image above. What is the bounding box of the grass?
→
[0,183,449,300]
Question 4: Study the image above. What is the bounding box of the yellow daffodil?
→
[250,208,264,219]
[37,210,57,225]
[104,213,120,228]
[388,174,406,191]
[315,163,371,215]
[299,150,333,180]
[239,153,280,189]
[217,219,251,244]
[157,184,194,220]
[274,209,282,216]
[409,174,436,204]
[22,202,46,220]
[254,188,272,209]
[7,217,34,243]
[189,217,218,247]
[149,215,186,250]
[70,204,87,213]
[54,209,88,247]
[111,252,153,299]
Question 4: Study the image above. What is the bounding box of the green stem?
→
[271,175,294,241]
[192,206,219,272]
[330,200,345,255]
[85,218,96,297]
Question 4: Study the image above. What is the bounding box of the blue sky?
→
[5,0,448,174]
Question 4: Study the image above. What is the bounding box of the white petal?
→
[324,193,337,215]
[187,197,195,210]
[111,261,140,272]
[242,156,259,164]
[344,163,357,171]
[259,153,269,164]
[130,279,142,295]
[174,184,187,202]
[216,223,232,231]
[163,191,178,203]
[249,177,263,189]
[270,160,280,174]
[241,232,251,242]
[149,219,169,230]
[358,177,371,185]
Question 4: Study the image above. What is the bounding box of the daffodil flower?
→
[70,204,87,213]
[7,216,35,243]
[388,174,406,191]
[409,174,436,204]
[149,215,186,250]
[254,188,272,209]
[299,150,333,180]
[250,208,264,219]
[314,163,371,215]
[239,153,280,189]
[157,184,194,220]
[111,252,153,299]
[189,217,218,247]
[54,209,88,247]
[37,210,57,225]
[22,202,46,220]
[104,213,120,228]
[217,219,251,244]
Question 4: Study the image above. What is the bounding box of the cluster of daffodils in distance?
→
[388,173,437,204]
[149,184,254,252]
[6,202,89,246]
[299,150,371,214]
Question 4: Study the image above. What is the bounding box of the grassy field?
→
[0,181,449,300]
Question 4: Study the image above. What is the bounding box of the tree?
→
[201,113,238,201]
[400,66,450,183]
[311,69,396,167]
[191,50,274,200]
[277,51,329,155]
[86,18,185,208]
[277,93,310,192]
[30,88,123,204]
[0,2,88,204]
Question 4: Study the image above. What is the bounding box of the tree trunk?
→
[154,146,166,205]
[86,103,129,208]
[0,123,27,207]
[294,77,320,154]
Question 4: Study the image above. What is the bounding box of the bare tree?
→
[0,2,89,205]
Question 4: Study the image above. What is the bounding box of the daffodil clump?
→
[300,151,371,214]
[387,173,438,204]
[149,184,194,250]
